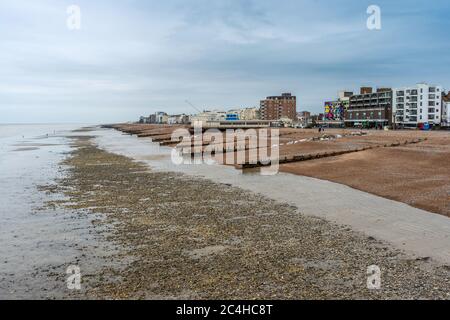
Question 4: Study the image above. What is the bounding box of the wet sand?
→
[38,133,450,299]
[0,124,108,299]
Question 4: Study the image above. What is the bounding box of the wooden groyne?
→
[240,138,427,168]
[104,124,427,170]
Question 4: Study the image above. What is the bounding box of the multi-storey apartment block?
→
[260,93,297,120]
[345,87,392,128]
[393,83,443,128]
[323,91,353,124]
[225,107,261,121]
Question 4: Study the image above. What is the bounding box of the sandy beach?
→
[33,130,450,299]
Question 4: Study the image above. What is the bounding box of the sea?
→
[0,124,105,299]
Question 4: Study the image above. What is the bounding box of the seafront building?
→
[190,110,227,123]
[297,111,312,128]
[345,87,393,128]
[225,110,240,121]
[392,83,443,128]
[239,107,260,120]
[168,114,190,125]
[138,85,449,129]
[155,112,169,124]
[224,107,260,121]
[260,93,297,121]
[140,112,168,124]
[322,90,353,127]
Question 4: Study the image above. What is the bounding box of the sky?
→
[1,0,450,123]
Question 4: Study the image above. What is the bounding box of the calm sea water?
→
[0,124,106,299]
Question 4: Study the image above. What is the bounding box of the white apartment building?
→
[393,83,443,127]
[238,107,260,120]
[190,110,227,123]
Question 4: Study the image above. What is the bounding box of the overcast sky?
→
[1,0,450,123]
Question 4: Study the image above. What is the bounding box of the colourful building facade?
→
[324,101,346,121]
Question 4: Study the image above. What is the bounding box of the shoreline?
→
[38,132,450,299]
